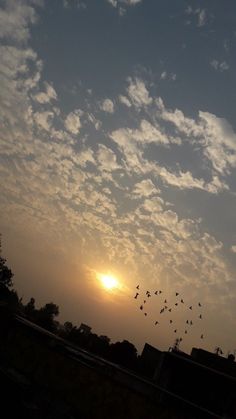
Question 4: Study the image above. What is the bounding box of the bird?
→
[186,320,189,324]
[170,320,173,324]
[185,330,187,334]
[154,291,158,295]
[181,299,184,303]
[176,292,179,296]
[175,303,178,306]
[140,305,143,311]
[159,290,162,294]
[164,305,168,309]
[160,308,164,314]
[174,329,177,333]
[199,314,202,319]
[155,321,159,325]
[198,302,202,307]
[168,308,172,312]
[180,338,183,342]
[201,334,204,339]
[190,320,193,326]
[143,300,146,304]
[164,299,167,303]
[136,285,139,290]
[144,312,147,316]
[134,293,139,299]
[189,306,192,310]
[147,293,151,298]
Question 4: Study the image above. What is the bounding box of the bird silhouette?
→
[181,299,184,303]
[201,334,204,339]
[155,321,159,325]
[175,303,178,306]
[170,320,173,324]
[198,302,202,307]
[189,306,192,310]
[154,291,158,295]
[144,312,147,316]
[164,299,167,303]
[159,290,162,294]
[185,330,187,334]
[199,314,202,319]
[136,285,139,290]
[186,320,189,324]
[190,320,193,326]
[176,292,179,296]
[147,294,151,298]
[143,300,146,304]
[134,293,139,299]
[140,305,143,311]
[168,308,172,312]
[174,329,177,333]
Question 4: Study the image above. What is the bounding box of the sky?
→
[1,0,236,354]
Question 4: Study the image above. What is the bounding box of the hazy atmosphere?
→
[1,0,236,354]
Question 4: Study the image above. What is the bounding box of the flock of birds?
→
[134,285,204,344]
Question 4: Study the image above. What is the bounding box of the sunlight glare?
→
[98,273,119,291]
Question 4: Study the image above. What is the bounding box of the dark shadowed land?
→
[1,238,236,418]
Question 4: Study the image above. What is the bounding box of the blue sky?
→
[1,0,236,353]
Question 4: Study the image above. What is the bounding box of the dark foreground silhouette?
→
[1,237,236,418]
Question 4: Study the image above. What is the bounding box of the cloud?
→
[107,0,142,8]
[160,71,177,81]
[33,82,57,104]
[126,77,152,109]
[0,0,40,43]
[34,111,54,131]
[96,144,120,172]
[63,0,86,9]
[185,6,207,27]
[210,60,229,72]
[118,95,132,107]
[199,111,236,175]
[0,0,235,329]
[133,179,160,197]
[100,98,115,114]
[64,110,82,134]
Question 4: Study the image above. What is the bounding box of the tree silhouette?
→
[214,346,223,356]
[34,302,59,332]
[0,236,14,289]
[109,340,138,369]
[24,297,36,319]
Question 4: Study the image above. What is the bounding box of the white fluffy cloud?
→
[97,144,120,171]
[133,179,159,197]
[0,0,39,43]
[64,110,82,134]
[100,98,114,114]
[34,82,57,104]
[127,77,152,109]
[119,95,132,107]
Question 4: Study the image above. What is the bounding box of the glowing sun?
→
[98,273,119,290]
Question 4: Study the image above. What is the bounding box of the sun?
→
[98,273,119,290]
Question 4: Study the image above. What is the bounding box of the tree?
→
[214,346,223,356]
[109,340,138,369]
[24,297,36,319]
[35,302,59,332]
[0,236,14,289]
